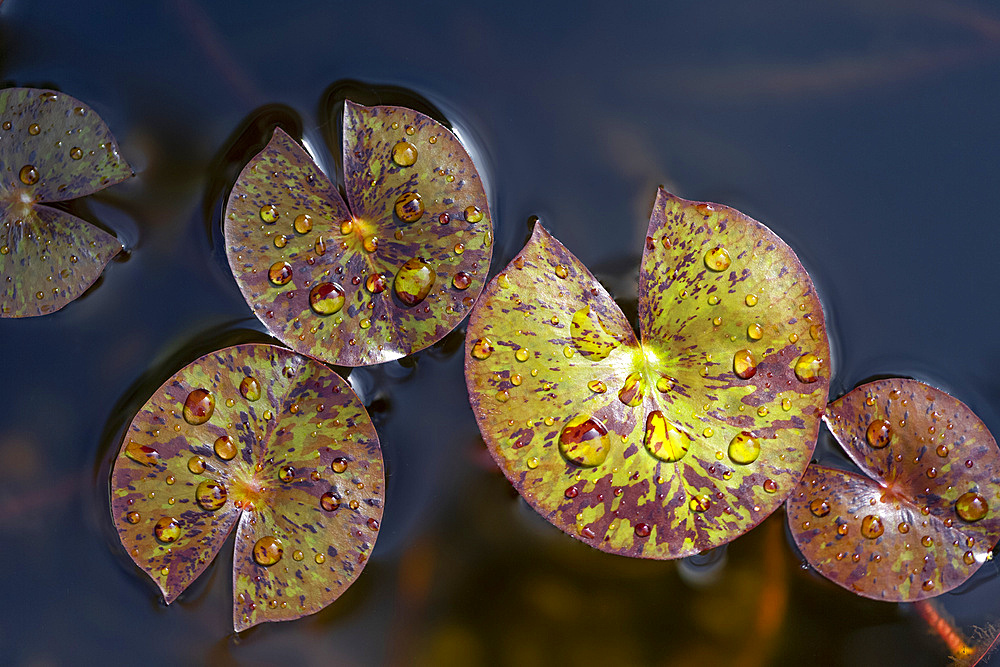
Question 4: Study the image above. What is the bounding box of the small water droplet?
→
[733,348,757,379]
[644,411,691,462]
[391,140,418,167]
[617,371,646,407]
[763,479,778,493]
[464,205,484,223]
[331,457,348,474]
[704,246,731,271]
[19,164,39,185]
[188,455,207,474]
[634,523,651,538]
[154,517,181,543]
[794,354,823,383]
[559,415,611,467]
[452,271,472,290]
[553,265,569,280]
[125,441,161,467]
[320,492,340,511]
[956,492,989,522]
[365,273,387,294]
[728,432,760,465]
[654,376,676,393]
[689,494,711,512]
[273,234,288,249]
[260,205,278,223]
[362,235,379,253]
[866,420,892,449]
[27,123,40,135]
[515,348,530,362]
[126,511,141,524]
[745,294,758,307]
[307,281,346,316]
[268,261,293,286]
[214,436,237,460]
[278,465,295,483]
[964,551,976,565]
[470,337,494,360]
[394,258,436,307]
[253,536,284,565]
[809,499,831,517]
[453,242,465,255]
[182,388,215,425]
[860,515,884,539]
[837,523,849,536]
[922,579,935,592]
[292,213,313,234]
[367,518,380,531]
[394,192,424,223]
[584,379,607,394]
[240,376,261,401]
[196,480,228,511]
[69,146,83,160]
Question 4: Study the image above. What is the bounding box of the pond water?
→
[2,1,1000,664]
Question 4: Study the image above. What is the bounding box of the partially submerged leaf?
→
[0,88,131,317]
[465,189,830,558]
[110,344,384,631]
[224,101,492,366]
[787,378,1000,601]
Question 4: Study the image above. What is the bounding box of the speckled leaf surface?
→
[225,101,492,366]
[1,88,130,317]
[465,189,829,559]
[110,344,384,631]
[787,379,1000,601]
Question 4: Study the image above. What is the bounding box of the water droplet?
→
[314,553,326,564]
[866,420,892,449]
[214,435,237,460]
[470,337,494,359]
[956,492,989,522]
[809,499,831,517]
[268,261,293,286]
[240,376,261,401]
[860,515,884,539]
[936,444,949,457]
[314,236,327,255]
[515,348,530,362]
[292,213,313,234]
[273,235,288,249]
[278,465,295,483]
[644,411,691,462]
[27,123,40,135]
[69,146,83,160]
[728,432,760,465]
[617,371,646,407]
[307,281,346,316]
[757,406,769,417]
[653,376,675,393]
[394,192,425,223]
[837,523,849,536]
[320,491,341,511]
[394,258,436,307]
[964,551,976,565]
[747,323,763,340]
[1,121,9,130]
[150,518,182,547]
[126,511,141,524]
[763,479,778,493]
[898,521,910,533]
[634,523,651,538]
[391,140,418,167]
[581,379,606,395]
[365,273,387,294]
[253,536,283,566]
[464,205,484,223]
[188,455,207,474]
[452,271,472,290]
[733,349,757,379]
[794,354,823,383]
[125,441,161,467]
[704,246,731,271]
[922,579,935,592]
[559,415,611,467]
[260,205,278,223]
[18,165,39,185]
[196,480,227,511]
[745,294,758,307]
[183,389,215,425]
[781,397,792,411]
[331,457,348,474]
[363,235,379,253]
[921,535,934,547]
[689,494,711,512]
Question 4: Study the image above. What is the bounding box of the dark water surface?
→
[2,1,1000,665]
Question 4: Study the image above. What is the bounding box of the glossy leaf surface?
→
[0,88,131,317]
[787,378,1000,601]
[465,189,830,558]
[110,344,384,630]
[225,101,492,366]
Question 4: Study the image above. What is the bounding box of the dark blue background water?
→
[2,1,999,664]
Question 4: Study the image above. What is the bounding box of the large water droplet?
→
[704,246,731,271]
[259,205,278,223]
[727,432,760,464]
[689,494,711,512]
[558,415,612,467]
[470,337,494,360]
[240,376,261,401]
[293,213,313,234]
[125,441,161,467]
[18,164,39,185]
[154,517,181,543]
[196,480,228,511]
[464,205,483,223]
[391,141,418,167]
[588,379,607,393]
[278,465,295,483]
[253,536,284,566]
[956,492,989,522]
[452,272,472,290]
[268,261,293,286]
[570,305,622,361]
[794,354,823,383]
[365,273,387,294]
[617,371,646,407]
[331,457,348,474]
[644,411,691,462]
[394,192,424,223]
[320,492,340,511]
[394,258,436,307]
[188,455,207,474]
[866,420,892,449]
[860,515,884,539]
[183,389,215,425]
[309,282,346,315]
[214,435,237,460]
[733,349,757,380]
[809,498,831,517]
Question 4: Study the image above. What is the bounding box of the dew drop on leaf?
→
[860,515,884,539]
[259,205,278,223]
[794,354,823,383]
[394,192,424,223]
[727,432,760,465]
[866,419,892,448]
[240,376,261,401]
[809,498,830,517]
[617,371,645,407]
[956,492,989,522]
[644,411,691,463]
[293,214,313,234]
[558,415,611,467]
[747,323,763,340]
[125,441,160,467]
[464,205,483,223]
[309,282,346,316]
[19,164,39,185]
[452,272,472,290]
[689,495,711,512]
[470,337,494,360]
[393,258,435,307]
[391,141,417,167]
[154,517,181,543]
[320,492,340,511]
[252,536,284,566]
[187,455,206,474]
[183,389,215,425]
[587,379,607,393]
[704,246,731,271]
[214,435,237,460]
[733,349,757,380]
[331,457,348,474]
[195,480,227,511]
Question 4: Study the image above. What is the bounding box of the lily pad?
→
[224,101,492,366]
[0,88,132,317]
[786,378,1000,601]
[110,343,384,631]
[465,188,830,558]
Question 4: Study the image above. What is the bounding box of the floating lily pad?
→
[787,378,1000,601]
[0,88,131,317]
[224,101,492,366]
[110,343,384,631]
[465,188,830,558]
